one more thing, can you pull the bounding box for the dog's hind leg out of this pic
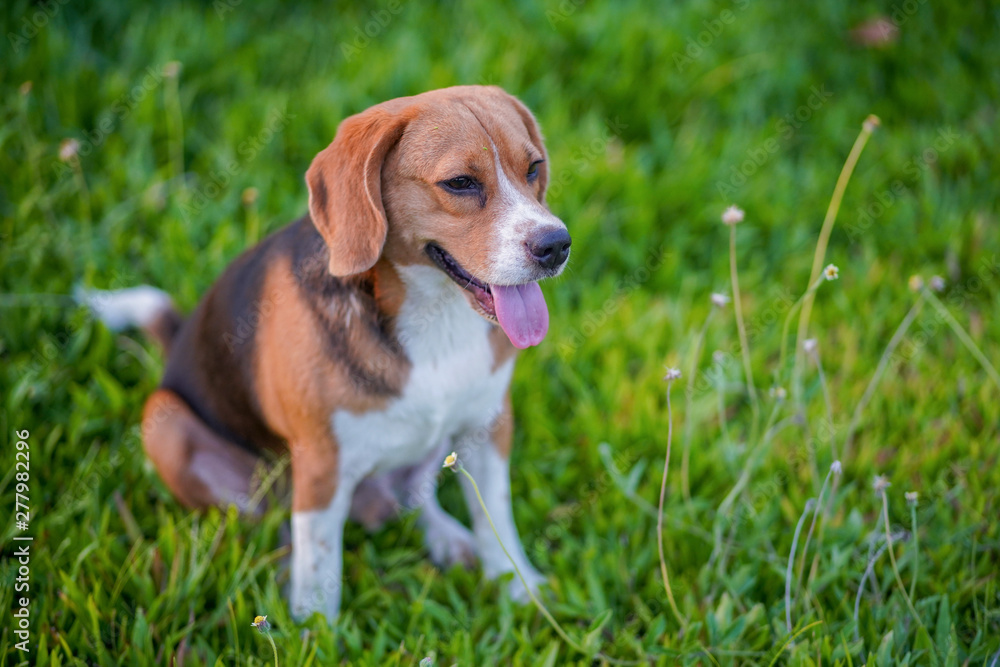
[142,389,266,514]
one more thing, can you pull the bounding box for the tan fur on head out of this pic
[306,104,412,277]
[305,86,555,284]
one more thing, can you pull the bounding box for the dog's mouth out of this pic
[425,243,549,349]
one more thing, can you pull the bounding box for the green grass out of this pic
[2,0,999,664]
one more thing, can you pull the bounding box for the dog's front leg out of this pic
[455,397,546,601]
[288,442,363,622]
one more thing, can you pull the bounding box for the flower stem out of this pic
[908,502,920,601]
[811,348,837,462]
[710,401,782,568]
[729,224,760,433]
[880,490,924,630]
[854,540,890,642]
[458,468,585,654]
[777,276,824,384]
[266,633,278,667]
[793,115,878,404]
[457,466,641,664]
[657,381,687,629]
[842,293,926,463]
[796,466,836,606]
[682,310,714,502]
[785,499,816,633]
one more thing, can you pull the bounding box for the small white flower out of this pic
[442,452,458,471]
[929,276,945,292]
[59,138,80,162]
[251,615,269,633]
[769,386,787,401]
[721,205,745,225]
[711,292,730,308]
[823,264,839,281]
[803,338,818,354]
[905,491,918,505]
[831,460,842,475]
[873,475,891,493]
[663,367,681,382]
[908,275,924,292]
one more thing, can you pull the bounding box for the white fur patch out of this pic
[488,140,569,285]
[76,285,172,330]
[291,264,518,620]
[331,264,514,476]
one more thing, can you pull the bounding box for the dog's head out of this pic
[305,85,569,349]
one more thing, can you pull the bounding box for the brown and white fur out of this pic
[82,86,571,621]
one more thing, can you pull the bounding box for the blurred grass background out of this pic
[1,0,999,664]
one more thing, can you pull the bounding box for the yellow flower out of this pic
[242,187,259,206]
[251,615,270,633]
[443,452,458,471]
[908,275,924,292]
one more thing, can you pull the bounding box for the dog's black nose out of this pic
[527,228,571,270]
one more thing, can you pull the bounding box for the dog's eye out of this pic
[443,176,477,191]
[527,160,544,181]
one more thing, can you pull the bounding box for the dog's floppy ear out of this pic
[306,107,409,276]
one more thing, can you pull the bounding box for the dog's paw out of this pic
[289,571,343,624]
[424,514,479,569]
[507,566,547,603]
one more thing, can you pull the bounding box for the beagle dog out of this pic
[85,85,570,621]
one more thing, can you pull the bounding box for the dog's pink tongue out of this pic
[491,282,549,349]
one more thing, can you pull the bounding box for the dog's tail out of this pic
[75,285,183,353]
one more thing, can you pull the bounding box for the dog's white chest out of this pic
[331,265,513,475]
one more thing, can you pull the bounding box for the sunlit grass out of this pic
[2,0,999,664]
